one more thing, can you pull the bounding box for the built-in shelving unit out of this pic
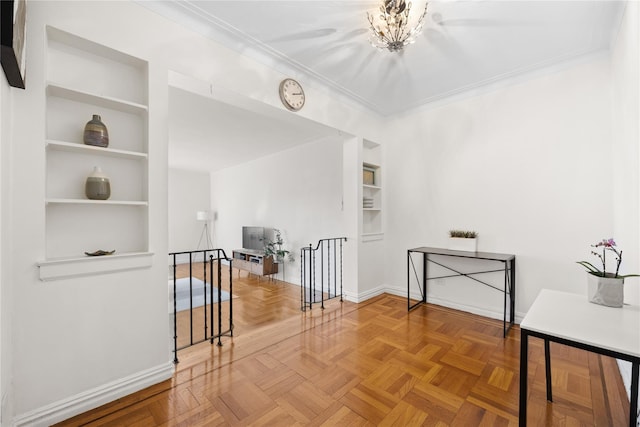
[38,26,152,280]
[362,139,383,240]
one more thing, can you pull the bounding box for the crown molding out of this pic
[141,1,387,116]
[140,1,621,118]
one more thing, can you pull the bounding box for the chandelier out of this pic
[367,0,428,52]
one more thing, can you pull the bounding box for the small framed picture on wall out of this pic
[1,0,26,89]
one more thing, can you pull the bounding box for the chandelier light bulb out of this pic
[367,0,428,52]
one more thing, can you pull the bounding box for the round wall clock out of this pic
[278,78,305,112]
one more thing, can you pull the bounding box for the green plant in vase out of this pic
[264,229,294,281]
[577,238,638,307]
[264,229,294,262]
[449,230,477,238]
[577,238,638,279]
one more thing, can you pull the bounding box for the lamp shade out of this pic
[196,210,211,221]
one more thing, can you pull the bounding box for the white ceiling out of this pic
[147,0,625,117]
[157,1,625,172]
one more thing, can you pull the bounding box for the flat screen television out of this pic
[242,226,274,251]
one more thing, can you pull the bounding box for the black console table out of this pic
[407,247,516,337]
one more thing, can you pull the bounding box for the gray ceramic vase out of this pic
[83,114,109,148]
[85,166,111,200]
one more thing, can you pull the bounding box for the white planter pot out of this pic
[448,237,477,252]
[587,273,624,307]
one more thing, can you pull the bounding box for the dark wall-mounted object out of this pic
[1,0,26,89]
[242,226,275,251]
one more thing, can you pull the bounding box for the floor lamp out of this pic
[196,210,213,250]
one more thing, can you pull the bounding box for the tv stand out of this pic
[232,249,278,277]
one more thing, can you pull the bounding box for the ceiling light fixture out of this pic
[367,0,428,52]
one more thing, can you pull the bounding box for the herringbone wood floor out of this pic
[56,267,630,426]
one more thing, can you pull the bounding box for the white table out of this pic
[519,289,640,427]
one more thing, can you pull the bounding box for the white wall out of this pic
[610,0,640,405]
[8,3,172,424]
[2,1,384,424]
[611,1,640,305]
[211,135,347,285]
[168,168,211,254]
[384,55,614,320]
[0,60,14,424]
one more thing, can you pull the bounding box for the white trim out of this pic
[37,252,154,281]
[423,294,525,325]
[138,1,380,117]
[616,360,633,399]
[343,285,385,303]
[361,232,384,242]
[367,284,526,324]
[136,2,616,117]
[12,362,174,427]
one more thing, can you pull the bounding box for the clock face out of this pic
[279,79,305,111]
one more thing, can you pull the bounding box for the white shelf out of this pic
[37,252,154,281]
[47,26,146,68]
[363,139,381,150]
[46,139,147,160]
[363,161,381,170]
[46,82,148,115]
[363,208,381,211]
[363,184,381,190]
[46,198,148,206]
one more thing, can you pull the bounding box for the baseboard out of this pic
[372,285,526,324]
[344,285,386,303]
[616,359,639,415]
[12,362,174,427]
[423,295,523,324]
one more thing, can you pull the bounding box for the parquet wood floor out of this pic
[171,262,303,351]
[56,268,630,426]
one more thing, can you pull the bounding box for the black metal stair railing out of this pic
[300,237,347,311]
[168,249,233,363]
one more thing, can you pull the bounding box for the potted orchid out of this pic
[577,238,638,307]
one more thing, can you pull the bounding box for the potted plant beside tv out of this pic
[448,230,478,252]
[577,238,638,307]
[264,229,295,281]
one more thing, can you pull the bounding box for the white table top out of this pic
[521,289,640,358]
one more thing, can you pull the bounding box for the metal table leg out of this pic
[519,329,529,426]
[545,339,552,402]
[630,362,639,427]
